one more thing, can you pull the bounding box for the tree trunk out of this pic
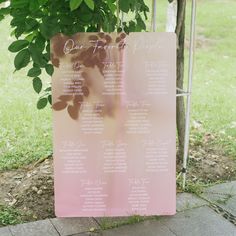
[176,0,186,162]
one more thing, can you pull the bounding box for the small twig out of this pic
[33,153,53,167]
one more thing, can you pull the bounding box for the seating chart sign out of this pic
[51,32,176,217]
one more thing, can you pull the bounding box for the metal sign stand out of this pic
[181,0,196,189]
[121,0,196,189]
[152,0,197,189]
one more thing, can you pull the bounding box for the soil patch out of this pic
[0,158,54,225]
[183,132,236,184]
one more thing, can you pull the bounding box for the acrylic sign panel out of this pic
[51,32,176,217]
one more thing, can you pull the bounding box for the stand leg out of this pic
[182,0,196,189]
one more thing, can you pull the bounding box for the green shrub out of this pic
[0,0,149,108]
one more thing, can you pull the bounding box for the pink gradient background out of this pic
[52,32,176,217]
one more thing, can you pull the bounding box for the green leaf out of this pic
[119,0,130,13]
[107,2,116,13]
[29,43,47,67]
[35,34,46,52]
[8,40,29,53]
[84,0,94,10]
[37,97,48,109]
[25,18,39,32]
[48,95,52,105]
[29,0,39,12]
[14,49,30,70]
[27,67,42,77]
[44,86,51,92]
[128,20,136,32]
[0,7,10,15]
[38,0,48,5]
[25,32,36,42]
[40,16,60,39]
[60,14,75,25]
[136,14,146,31]
[70,0,83,11]
[11,0,28,9]
[78,4,93,23]
[45,64,54,76]
[33,77,43,94]
[15,25,26,38]
[10,17,25,27]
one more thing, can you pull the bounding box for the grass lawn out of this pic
[0,19,52,170]
[189,0,236,157]
[0,0,235,170]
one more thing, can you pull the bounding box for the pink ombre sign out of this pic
[51,32,176,217]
